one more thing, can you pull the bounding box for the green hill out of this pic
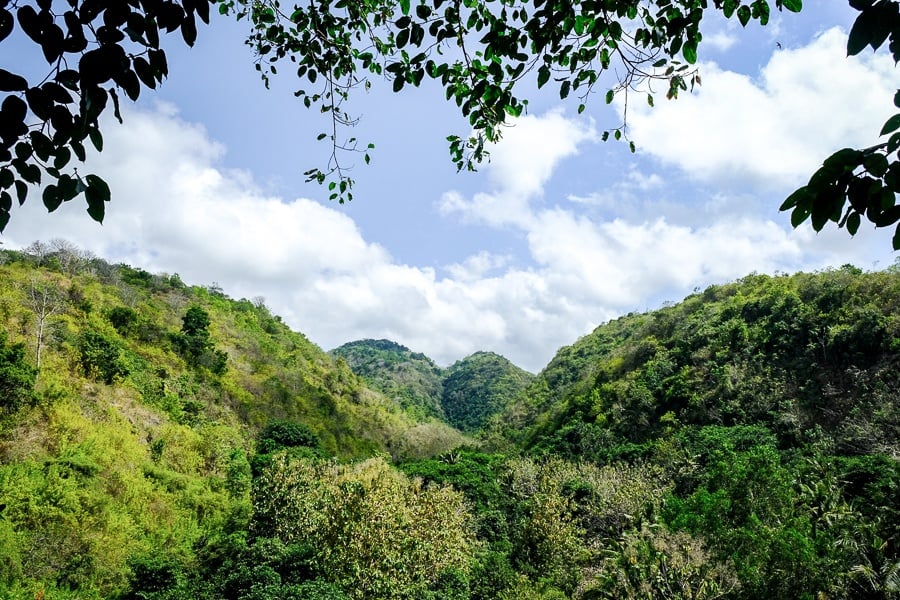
[441,351,534,433]
[0,245,466,598]
[330,341,534,434]
[493,266,900,460]
[2,246,898,600]
[330,339,445,420]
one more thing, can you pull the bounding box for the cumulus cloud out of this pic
[625,28,897,189]
[438,109,597,228]
[706,31,738,52]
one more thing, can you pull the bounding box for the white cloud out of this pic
[706,31,738,52]
[3,105,609,371]
[625,27,897,189]
[438,109,597,228]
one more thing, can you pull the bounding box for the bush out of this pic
[79,331,128,384]
[0,332,37,412]
[108,306,138,336]
[258,420,321,454]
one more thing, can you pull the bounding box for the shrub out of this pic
[79,331,128,384]
[0,332,37,412]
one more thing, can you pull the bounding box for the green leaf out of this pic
[89,128,104,152]
[537,65,550,89]
[605,89,614,104]
[14,180,26,205]
[85,189,106,222]
[881,113,900,136]
[791,203,812,228]
[781,0,802,12]
[864,152,889,177]
[85,174,111,202]
[682,40,698,64]
[0,68,28,92]
[42,184,62,212]
[737,5,751,26]
[400,0,410,15]
[723,0,739,18]
[848,8,877,56]
[847,211,861,235]
[780,187,809,211]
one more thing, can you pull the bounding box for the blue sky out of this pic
[3,3,898,371]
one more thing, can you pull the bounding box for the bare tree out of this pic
[23,240,51,265]
[49,238,89,275]
[24,277,65,371]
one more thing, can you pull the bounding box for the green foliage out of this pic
[0,0,841,250]
[79,330,129,384]
[175,305,228,375]
[251,455,478,599]
[441,352,533,433]
[781,3,900,249]
[108,306,138,337]
[0,0,213,228]
[331,339,445,420]
[0,330,37,412]
[1,248,898,599]
[508,268,900,459]
[0,246,483,599]
[257,420,321,454]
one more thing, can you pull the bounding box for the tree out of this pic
[175,305,228,374]
[0,331,37,412]
[23,275,64,370]
[6,0,898,250]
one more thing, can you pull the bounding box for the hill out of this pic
[441,351,534,433]
[330,339,445,420]
[492,266,900,460]
[2,248,898,600]
[0,244,467,597]
[331,341,534,434]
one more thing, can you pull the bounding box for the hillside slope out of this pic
[441,351,534,433]
[0,245,466,597]
[493,266,900,460]
[330,339,445,420]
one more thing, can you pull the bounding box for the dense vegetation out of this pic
[441,352,533,433]
[0,245,898,599]
[330,339,445,420]
[332,342,532,434]
[0,242,466,599]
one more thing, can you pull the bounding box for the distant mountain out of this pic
[441,351,534,433]
[330,339,445,420]
[492,266,900,460]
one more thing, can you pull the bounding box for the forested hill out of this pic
[492,265,900,460]
[441,351,533,433]
[330,341,533,433]
[0,244,468,597]
[330,339,446,420]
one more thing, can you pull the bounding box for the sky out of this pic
[2,3,898,372]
